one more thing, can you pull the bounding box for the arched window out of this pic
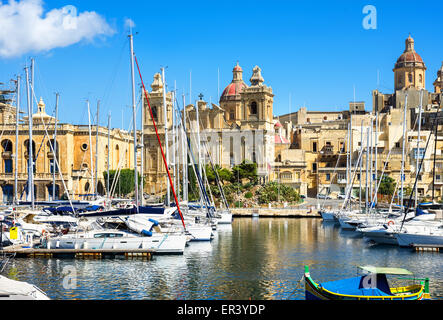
[152,106,158,121]
[1,140,13,174]
[115,145,120,166]
[250,102,258,116]
[24,140,36,156]
[47,140,59,158]
[408,73,413,83]
[230,136,234,167]
[241,137,246,162]
[1,140,12,153]
[85,182,90,192]
[419,74,423,83]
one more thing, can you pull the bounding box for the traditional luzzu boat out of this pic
[304,266,431,300]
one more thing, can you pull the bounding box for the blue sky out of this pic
[0,0,442,128]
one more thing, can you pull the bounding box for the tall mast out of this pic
[95,100,100,197]
[365,127,370,213]
[359,120,363,210]
[182,93,188,202]
[432,118,438,202]
[172,90,177,198]
[415,90,423,207]
[346,121,350,209]
[14,75,20,205]
[374,111,378,205]
[129,30,139,208]
[400,94,408,210]
[25,67,34,209]
[31,58,35,113]
[87,100,95,196]
[369,118,373,206]
[53,93,59,201]
[161,67,170,206]
[140,88,144,206]
[107,112,111,198]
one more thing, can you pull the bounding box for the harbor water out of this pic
[5,218,443,300]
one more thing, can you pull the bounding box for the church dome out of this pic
[220,62,248,102]
[220,82,248,100]
[394,35,426,69]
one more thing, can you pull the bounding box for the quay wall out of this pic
[231,207,321,218]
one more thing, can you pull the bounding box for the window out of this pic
[408,73,413,83]
[152,106,158,121]
[230,110,235,120]
[419,74,423,83]
[326,173,331,181]
[312,163,317,173]
[250,102,258,115]
[395,142,401,148]
[1,140,12,153]
[81,143,88,151]
[4,159,12,174]
[417,174,422,181]
[413,148,425,160]
[312,142,317,152]
[436,174,442,182]
[281,172,293,180]
[50,159,59,174]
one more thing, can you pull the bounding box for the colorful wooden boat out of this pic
[304,266,431,300]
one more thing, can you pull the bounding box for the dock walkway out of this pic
[0,246,155,259]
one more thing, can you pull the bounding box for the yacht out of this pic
[395,224,443,247]
[46,228,188,254]
[0,275,50,300]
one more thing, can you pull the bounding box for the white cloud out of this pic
[0,0,115,58]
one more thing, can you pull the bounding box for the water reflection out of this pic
[4,218,443,300]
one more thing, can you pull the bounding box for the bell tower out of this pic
[240,65,274,125]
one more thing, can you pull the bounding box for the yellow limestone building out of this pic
[0,93,135,204]
[277,36,443,201]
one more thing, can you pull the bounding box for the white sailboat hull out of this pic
[395,231,443,247]
[47,231,187,254]
[217,213,233,224]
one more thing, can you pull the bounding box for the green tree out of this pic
[103,169,143,197]
[378,175,396,196]
[231,160,258,184]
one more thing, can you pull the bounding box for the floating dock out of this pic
[0,247,155,259]
[412,244,443,253]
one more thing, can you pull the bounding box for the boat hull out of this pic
[47,234,187,254]
[304,273,425,301]
[320,211,336,221]
[395,232,443,247]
